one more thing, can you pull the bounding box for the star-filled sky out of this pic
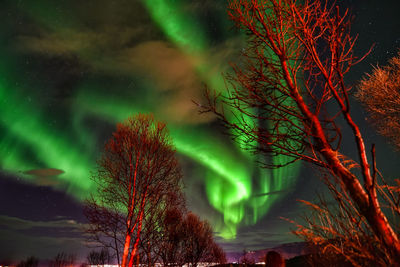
[1,0,400,263]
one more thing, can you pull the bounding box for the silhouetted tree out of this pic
[139,190,186,266]
[356,51,400,150]
[155,209,225,267]
[181,212,224,267]
[84,114,183,267]
[17,256,39,267]
[49,252,76,267]
[84,199,123,265]
[201,0,400,261]
[86,248,112,265]
[206,242,227,265]
[157,206,188,267]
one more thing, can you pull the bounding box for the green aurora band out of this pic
[0,51,95,196]
[0,0,300,239]
[141,0,300,237]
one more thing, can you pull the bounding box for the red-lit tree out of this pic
[138,190,186,266]
[155,209,226,267]
[181,212,217,267]
[207,242,228,265]
[84,114,183,267]
[156,206,187,266]
[356,51,400,151]
[202,0,400,261]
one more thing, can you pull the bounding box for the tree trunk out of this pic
[121,233,131,267]
[146,243,152,267]
[128,208,145,267]
[113,231,121,266]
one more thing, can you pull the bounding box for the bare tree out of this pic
[288,168,400,266]
[84,114,183,267]
[154,209,226,267]
[138,190,186,266]
[17,256,39,267]
[181,212,225,267]
[156,206,187,267]
[201,0,400,260]
[86,248,112,266]
[49,252,76,267]
[84,200,123,265]
[206,242,227,265]
[356,51,400,150]
[182,212,213,267]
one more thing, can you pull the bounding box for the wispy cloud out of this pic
[0,215,88,262]
[0,215,84,231]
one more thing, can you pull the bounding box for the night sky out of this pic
[1,0,400,263]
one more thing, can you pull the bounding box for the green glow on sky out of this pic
[141,0,300,238]
[142,0,207,53]
[75,89,257,238]
[0,51,95,196]
[0,0,301,240]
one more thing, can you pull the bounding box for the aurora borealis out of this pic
[1,0,298,242]
[1,0,400,262]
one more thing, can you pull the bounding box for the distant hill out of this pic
[225,242,308,263]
